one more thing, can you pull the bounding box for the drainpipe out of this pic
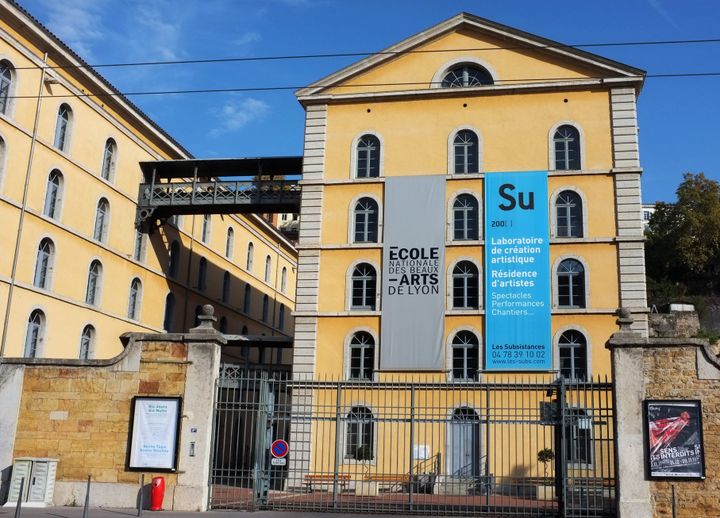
[0,54,49,361]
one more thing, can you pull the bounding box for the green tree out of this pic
[646,173,720,298]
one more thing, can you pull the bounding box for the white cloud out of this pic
[132,2,183,61]
[647,0,680,29]
[233,31,262,47]
[210,98,270,135]
[38,0,109,60]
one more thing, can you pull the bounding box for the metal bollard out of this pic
[14,477,24,518]
[137,474,144,517]
[82,475,91,518]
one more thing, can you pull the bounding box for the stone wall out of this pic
[608,310,720,518]
[648,311,700,338]
[0,307,223,510]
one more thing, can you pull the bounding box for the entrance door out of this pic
[449,407,481,477]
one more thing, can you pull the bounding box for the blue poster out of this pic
[485,171,551,370]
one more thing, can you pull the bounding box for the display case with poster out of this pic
[643,400,705,479]
[128,396,182,471]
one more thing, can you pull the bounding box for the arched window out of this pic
[79,324,95,359]
[453,130,479,174]
[553,125,581,170]
[225,227,234,258]
[353,197,379,243]
[278,305,285,331]
[168,240,180,278]
[33,238,55,289]
[452,331,479,380]
[558,330,588,381]
[128,278,142,320]
[54,103,72,151]
[24,309,45,357]
[85,260,102,306]
[163,293,175,332]
[243,284,251,313]
[351,263,376,310]
[264,255,272,283]
[281,267,288,294]
[246,242,254,271]
[346,406,374,460]
[100,138,116,181]
[442,64,493,87]
[452,194,479,240]
[262,294,269,322]
[241,325,249,335]
[219,316,228,334]
[197,257,207,291]
[349,331,374,380]
[557,259,586,308]
[222,271,230,303]
[0,60,14,115]
[452,261,479,309]
[93,198,110,242]
[43,170,63,219]
[356,134,380,178]
[133,228,146,262]
[201,214,211,243]
[555,190,584,238]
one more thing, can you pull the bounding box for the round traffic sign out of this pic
[271,439,289,458]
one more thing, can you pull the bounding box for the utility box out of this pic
[3,458,58,507]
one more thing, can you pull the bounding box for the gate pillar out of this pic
[173,305,225,511]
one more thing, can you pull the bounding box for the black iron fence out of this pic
[209,368,615,517]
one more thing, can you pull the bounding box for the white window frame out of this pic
[343,327,378,381]
[54,103,73,153]
[445,326,483,381]
[24,308,47,358]
[549,186,588,239]
[551,255,590,309]
[447,126,483,175]
[345,260,380,311]
[348,194,382,244]
[350,131,384,179]
[128,278,142,320]
[33,236,56,290]
[548,121,586,172]
[553,325,592,380]
[447,257,482,311]
[447,190,482,242]
[431,57,499,88]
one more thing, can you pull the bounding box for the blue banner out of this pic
[485,171,551,370]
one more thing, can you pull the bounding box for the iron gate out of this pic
[209,368,615,517]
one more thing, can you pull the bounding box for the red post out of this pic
[150,477,165,511]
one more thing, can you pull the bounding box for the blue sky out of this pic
[18,0,720,202]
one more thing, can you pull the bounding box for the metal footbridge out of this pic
[135,156,302,232]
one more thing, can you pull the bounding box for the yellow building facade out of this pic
[284,14,647,490]
[0,2,296,360]
[293,13,647,382]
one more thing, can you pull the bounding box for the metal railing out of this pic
[135,178,301,230]
[209,369,615,517]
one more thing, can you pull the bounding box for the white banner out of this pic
[381,175,446,370]
[129,397,180,470]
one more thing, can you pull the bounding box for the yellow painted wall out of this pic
[0,14,297,359]
[324,90,612,181]
[326,29,600,95]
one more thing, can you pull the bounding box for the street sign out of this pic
[271,458,287,466]
[270,439,289,458]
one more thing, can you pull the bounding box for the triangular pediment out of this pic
[296,13,644,99]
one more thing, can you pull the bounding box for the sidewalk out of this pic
[0,507,427,518]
